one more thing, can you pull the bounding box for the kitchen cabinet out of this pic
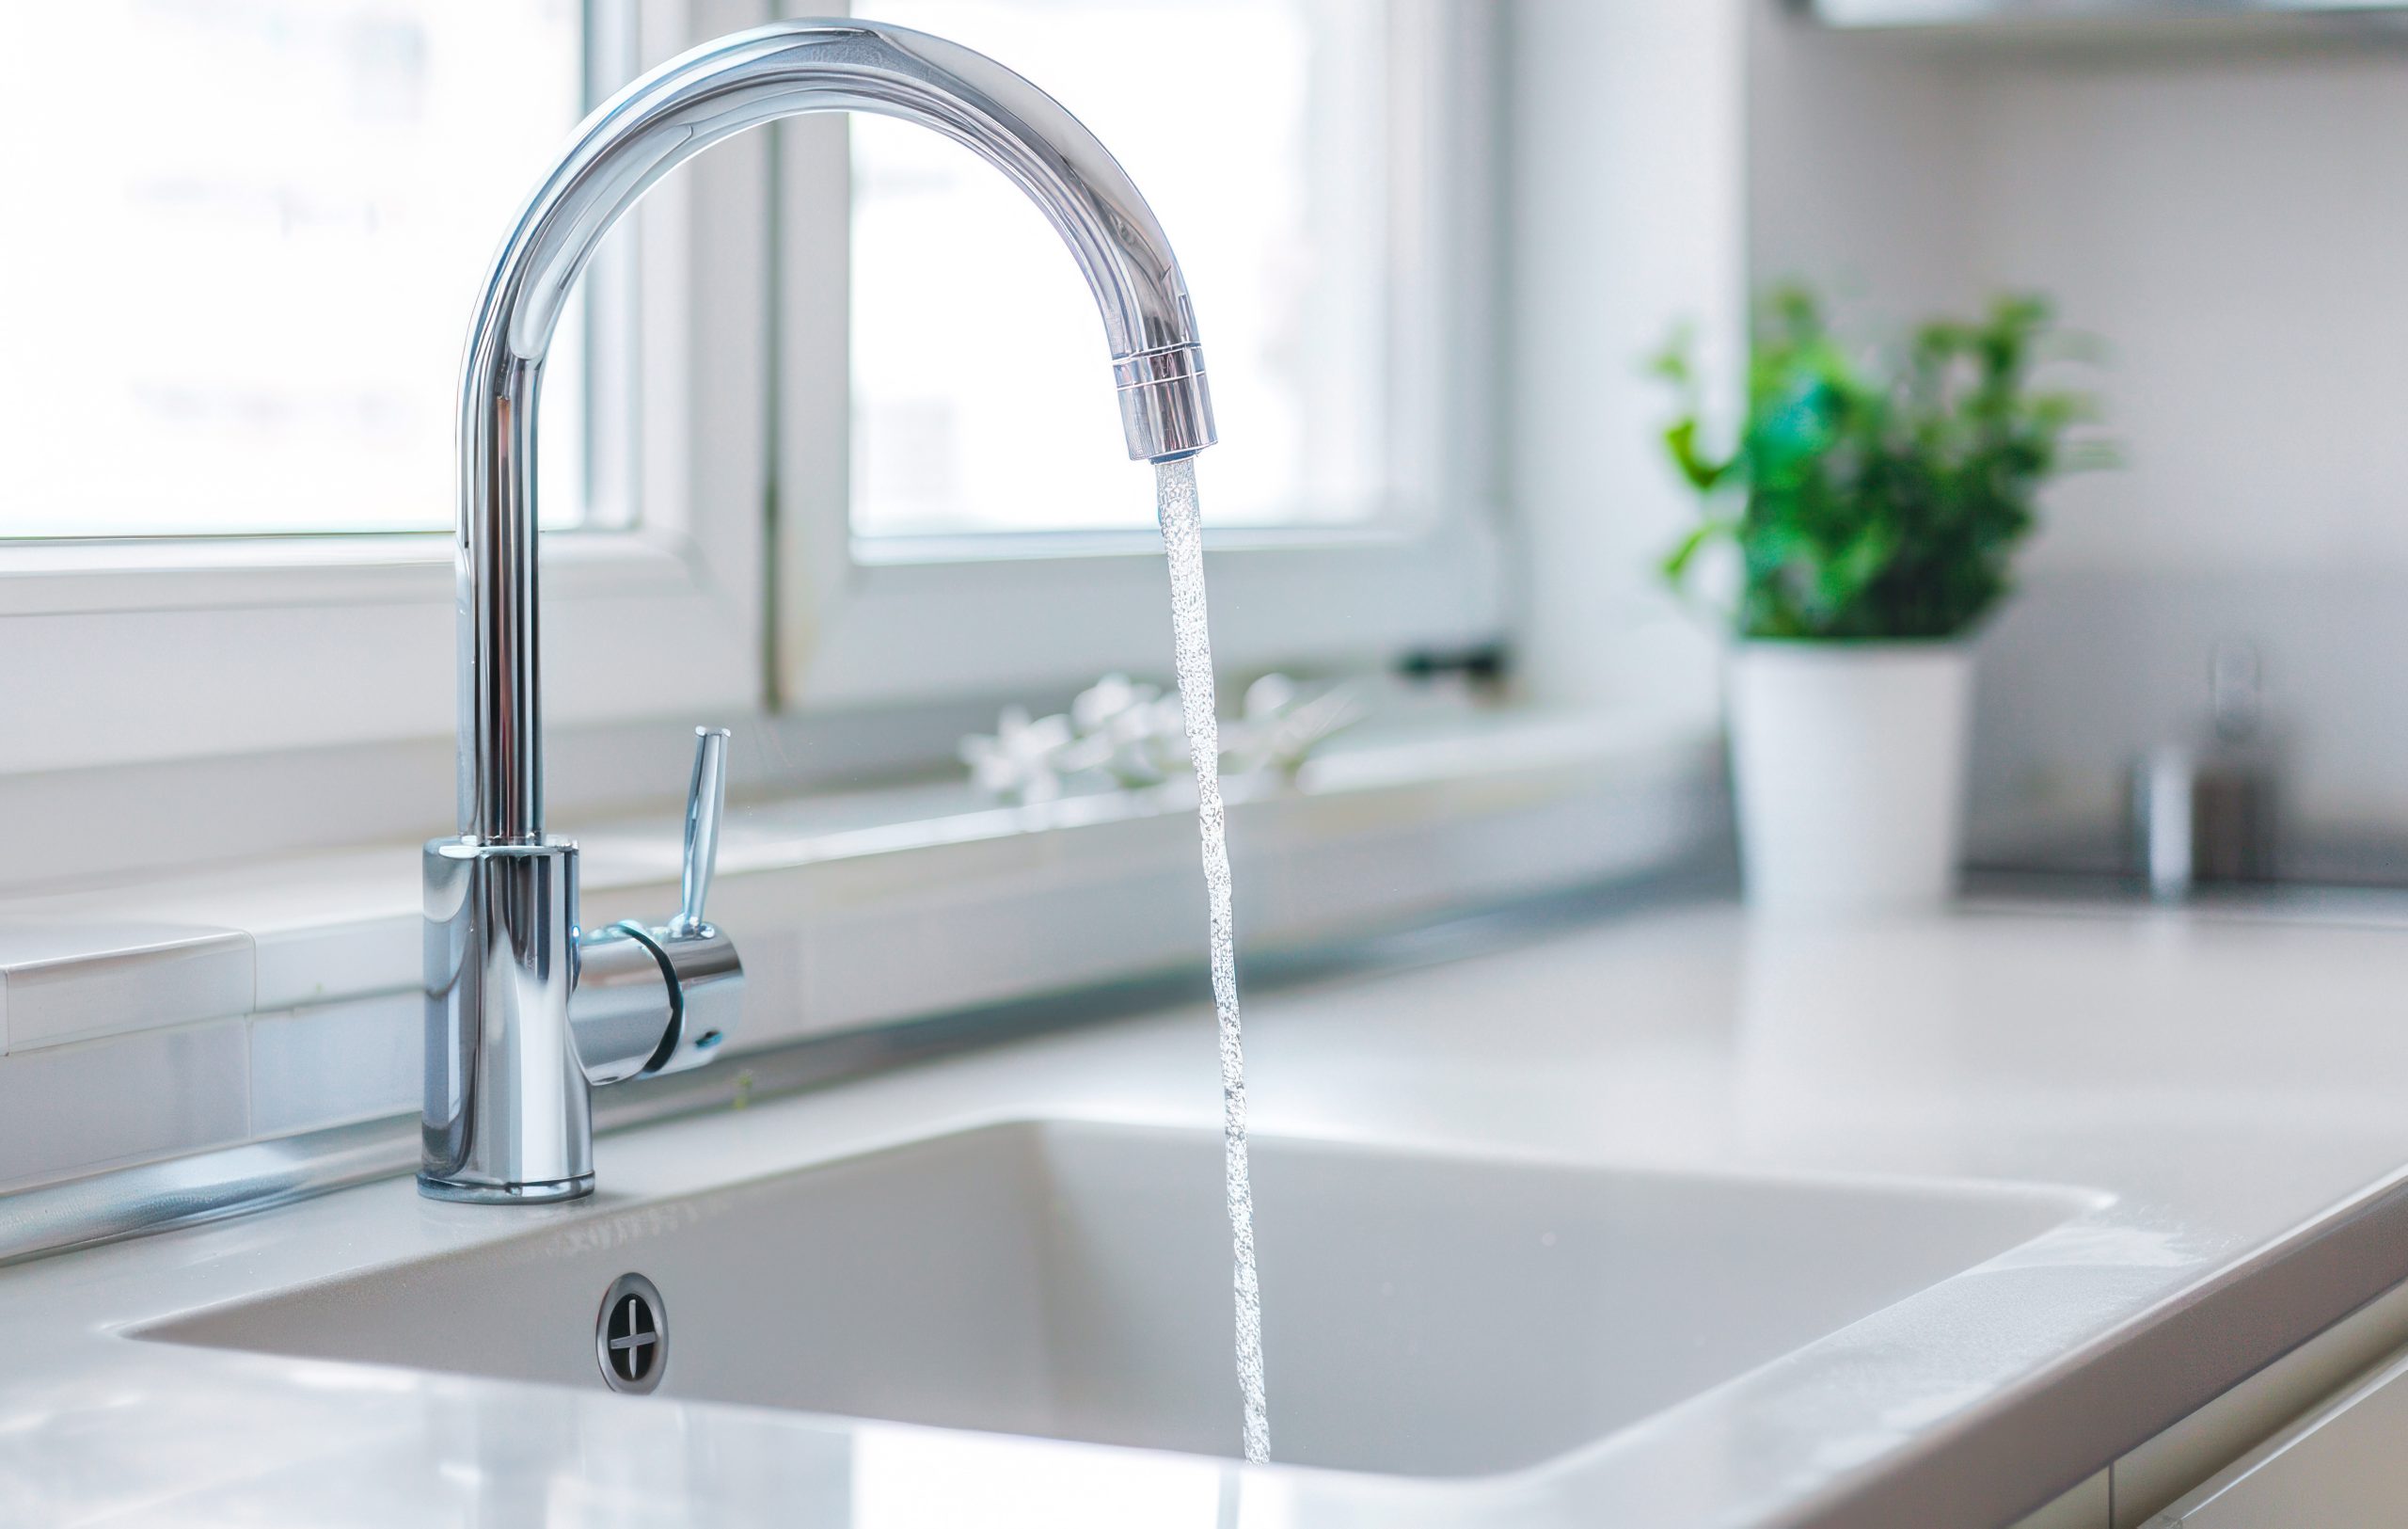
[2011,1470,2111,1529]
[2006,1271,2408,1528]
[2147,1336,2408,1525]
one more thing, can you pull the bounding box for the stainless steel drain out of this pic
[595,1272,668,1394]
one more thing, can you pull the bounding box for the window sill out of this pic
[0,527,701,618]
[0,707,1720,1188]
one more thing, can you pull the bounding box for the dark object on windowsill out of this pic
[1398,643,1512,693]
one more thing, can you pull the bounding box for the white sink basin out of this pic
[140,1121,2091,1478]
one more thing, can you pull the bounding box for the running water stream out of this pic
[1153,454,1271,1465]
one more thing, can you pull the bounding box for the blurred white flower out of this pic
[958,704,1074,804]
[1226,675,1367,779]
[961,674,1368,801]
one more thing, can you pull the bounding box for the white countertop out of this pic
[6,894,2408,1527]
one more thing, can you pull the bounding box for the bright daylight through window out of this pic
[849,0,1395,541]
[0,1,592,537]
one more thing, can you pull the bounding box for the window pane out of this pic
[0,1,592,537]
[848,0,1393,538]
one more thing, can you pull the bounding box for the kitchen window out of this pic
[0,0,756,807]
[848,0,1395,541]
[0,0,608,537]
[0,0,1503,875]
[780,0,1505,706]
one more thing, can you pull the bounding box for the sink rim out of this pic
[122,1111,2117,1484]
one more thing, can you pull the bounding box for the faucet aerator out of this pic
[1115,342,1217,462]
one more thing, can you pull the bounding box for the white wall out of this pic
[1504,0,1747,725]
[1973,42,2408,578]
[1747,8,1983,327]
[1745,11,2408,869]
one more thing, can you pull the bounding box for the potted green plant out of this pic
[1654,286,2112,915]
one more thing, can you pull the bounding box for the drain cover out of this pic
[595,1272,668,1394]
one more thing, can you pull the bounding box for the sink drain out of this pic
[595,1272,668,1394]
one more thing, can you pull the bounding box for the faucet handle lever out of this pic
[676,726,730,935]
[570,726,741,1088]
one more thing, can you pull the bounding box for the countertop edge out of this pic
[1794,1170,2408,1528]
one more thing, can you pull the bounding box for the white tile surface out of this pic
[254,916,416,1013]
[248,994,418,1139]
[0,717,1710,1182]
[0,1021,248,1189]
[0,923,253,1054]
[0,714,1686,1047]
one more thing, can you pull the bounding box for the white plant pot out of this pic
[1727,641,1973,917]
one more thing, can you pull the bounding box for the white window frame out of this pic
[0,0,763,784]
[770,0,1507,708]
[0,0,1505,881]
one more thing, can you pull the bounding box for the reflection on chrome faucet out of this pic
[421,20,1216,1203]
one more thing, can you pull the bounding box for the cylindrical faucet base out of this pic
[421,838,594,1202]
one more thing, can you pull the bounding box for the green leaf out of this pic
[1660,517,1737,585]
[1643,281,2118,640]
[1662,420,1729,493]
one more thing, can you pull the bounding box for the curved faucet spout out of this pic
[423,19,1217,1205]
[456,19,1215,843]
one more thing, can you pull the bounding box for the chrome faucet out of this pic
[421,19,1216,1202]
